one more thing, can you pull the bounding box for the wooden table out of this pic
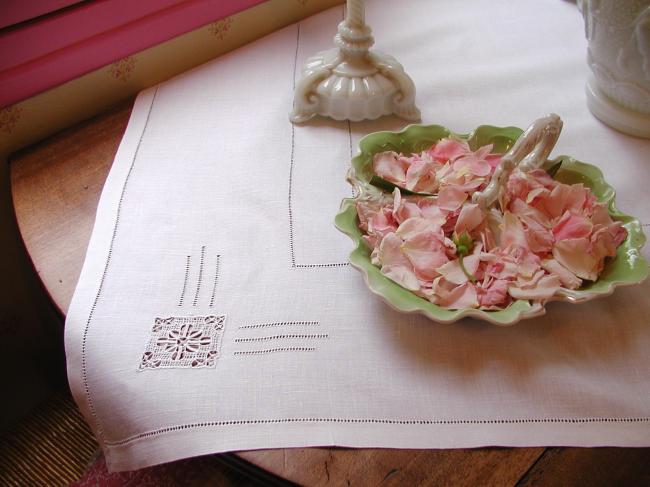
[9,100,650,486]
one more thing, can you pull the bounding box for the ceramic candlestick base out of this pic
[290,0,420,124]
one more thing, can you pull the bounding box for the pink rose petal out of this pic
[526,187,549,205]
[378,233,409,266]
[369,209,397,235]
[478,278,510,308]
[509,198,552,228]
[373,151,408,185]
[437,282,479,309]
[391,188,422,224]
[552,237,599,281]
[474,144,494,160]
[501,212,529,251]
[381,265,421,292]
[454,203,484,234]
[428,138,470,163]
[377,233,420,291]
[519,215,554,253]
[541,258,582,290]
[417,199,448,225]
[507,169,558,210]
[394,201,422,224]
[589,224,625,262]
[405,160,438,193]
[437,186,468,211]
[564,184,590,213]
[483,255,519,280]
[591,204,614,226]
[611,222,628,247]
[453,154,492,177]
[436,253,480,285]
[553,211,593,241]
[356,201,375,231]
[508,274,560,300]
[486,154,501,169]
[515,269,546,289]
[395,217,442,240]
[401,230,449,281]
[542,184,570,219]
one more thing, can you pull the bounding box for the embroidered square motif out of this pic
[139,315,225,370]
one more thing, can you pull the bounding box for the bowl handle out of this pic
[472,114,563,210]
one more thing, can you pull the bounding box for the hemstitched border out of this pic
[233,347,316,356]
[192,245,206,307]
[209,254,221,308]
[288,21,351,269]
[105,416,650,447]
[234,334,328,342]
[81,87,159,441]
[178,255,191,307]
[238,321,319,329]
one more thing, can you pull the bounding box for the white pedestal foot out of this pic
[586,74,650,139]
[290,0,420,124]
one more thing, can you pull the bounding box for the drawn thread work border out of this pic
[178,255,191,307]
[238,320,320,330]
[104,416,650,447]
[234,347,316,356]
[234,334,328,342]
[209,254,221,308]
[192,245,206,306]
[288,21,351,270]
[81,87,159,441]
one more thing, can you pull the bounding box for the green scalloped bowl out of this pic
[334,124,648,325]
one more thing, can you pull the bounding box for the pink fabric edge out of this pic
[0,0,267,108]
[0,0,83,30]
[0,0,188,70]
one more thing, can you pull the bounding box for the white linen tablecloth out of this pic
[66,0,650,471]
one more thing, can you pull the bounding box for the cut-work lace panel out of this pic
[139,315,225,370]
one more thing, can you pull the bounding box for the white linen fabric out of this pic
[66,0,650,472]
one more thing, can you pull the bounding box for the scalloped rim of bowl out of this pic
[334,123,649,325]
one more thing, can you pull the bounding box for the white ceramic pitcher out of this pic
[579,0,650,138]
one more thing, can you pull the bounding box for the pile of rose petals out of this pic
[357,138,628,310]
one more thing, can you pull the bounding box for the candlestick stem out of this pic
[346,0,365,27]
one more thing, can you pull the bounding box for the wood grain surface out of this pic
[9,100,650,486]
[11,102,130,315]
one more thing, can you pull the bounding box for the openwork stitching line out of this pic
[348,120,357,198]
[295,262,350,268]
[348,120,353,162]
[105,416,650,447]
[288,23,300,268]
[81,87,159,440]
[209,254,221,308]
[238,320,319,329]
[288,22,351,269]
[192,245,206,307]
[178,255,191,307]
[234,347,316,356]
[234,334,328,343]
